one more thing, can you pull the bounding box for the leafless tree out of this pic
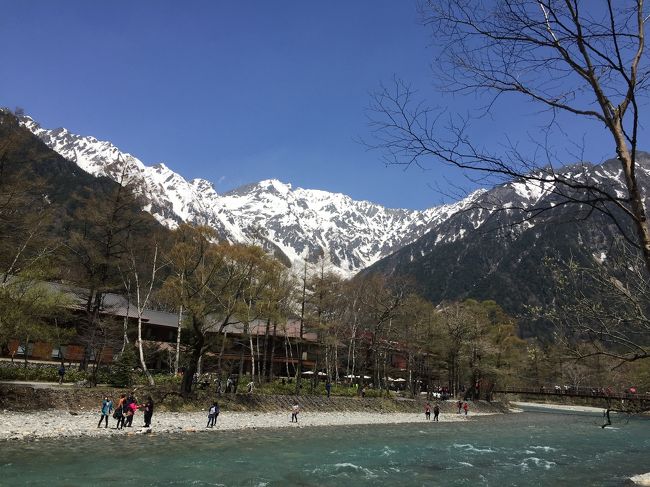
[541,243,650,364]
[366,0,650,274]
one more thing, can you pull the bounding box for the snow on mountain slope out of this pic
[20,115,481,275]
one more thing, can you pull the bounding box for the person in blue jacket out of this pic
[98,397,113,428]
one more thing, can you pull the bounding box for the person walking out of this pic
[457,400,463,414]
[325,381,332,398]
[291,402,300,423]
[141,396,154,428]
[58,363,65,384]
[424,402,431,420]
[98,397,113,428]
[463,402,469,416]
[433,404,440,422]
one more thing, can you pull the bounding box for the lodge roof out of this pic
[40,280,317,341]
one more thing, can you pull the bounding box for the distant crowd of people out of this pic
[97,394,154,430]
[96,395,305,430]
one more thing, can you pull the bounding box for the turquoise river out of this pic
[1,406,649,486]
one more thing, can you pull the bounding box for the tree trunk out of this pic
[249,327,256,383]
[613,130,650,275]
[261,318,270,382]
[217,331,228,377]
[269,321,277,381]
[174,304,183,375]
[137,315,154,386]
[180,317,205,397]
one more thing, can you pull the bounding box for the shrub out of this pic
[111,347,137,387]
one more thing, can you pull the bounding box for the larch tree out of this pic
[62,170,147,384]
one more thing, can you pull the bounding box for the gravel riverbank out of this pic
[0,408,494,441]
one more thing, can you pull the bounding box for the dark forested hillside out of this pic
[0,110,171,282]
[362,157,650,338]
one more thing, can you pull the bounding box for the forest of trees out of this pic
[0,107,648,399]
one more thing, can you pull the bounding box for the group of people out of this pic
[424,403,440,421]
[97,394,154,430]
[457,400,469,415]
[98,393,471,430]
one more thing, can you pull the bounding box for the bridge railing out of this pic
[494,385,650,400]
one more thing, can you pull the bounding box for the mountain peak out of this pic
[259,178,292,194]
[20,113,478,276]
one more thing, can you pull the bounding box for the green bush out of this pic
[111,347,137,387]
[257,380,297,395]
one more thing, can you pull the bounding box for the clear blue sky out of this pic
[0,1,621,210]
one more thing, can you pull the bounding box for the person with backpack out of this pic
[98,396,113,428]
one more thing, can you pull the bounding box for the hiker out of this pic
[207,402,220,428]
[98,396,113,428]
[457,400,463,414]
[58,363,65,384]
[463,402,469,415]
[141,396,154,428]
[325,381,332,398]
[433,404,440,421]
[425,402,431,420]
[291,402,300,423]
[114,393,127,429]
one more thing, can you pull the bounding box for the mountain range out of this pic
[19,114,483,276]
[14,111,650,327]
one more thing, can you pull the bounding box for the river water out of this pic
[1,406,648,486]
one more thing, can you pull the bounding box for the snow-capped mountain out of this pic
[363,153,650,322]
[19,115,483,275]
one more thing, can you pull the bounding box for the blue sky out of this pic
[0,1,622,210]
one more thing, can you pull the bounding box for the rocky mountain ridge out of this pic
[19,114,483,275]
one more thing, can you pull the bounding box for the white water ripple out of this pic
[453,443,496,453]
[519,457,557,471]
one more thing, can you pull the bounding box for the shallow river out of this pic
[1,406,648,486]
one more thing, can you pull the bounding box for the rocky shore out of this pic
[0,407,494,441]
